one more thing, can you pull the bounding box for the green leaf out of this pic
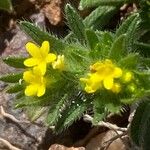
[64,44,90,74]
[125,15,139,52]
[134,71,150,90]
[26,106,47,122]
[120,98,136,104]
[47,94,68,126]
[115,13,138,37]
[135,42,150,57]
[130,98,150,146]
[65,4,85,44]
[105,103,121,113]
[130,97,150,150]
[109,34,126,61]
[15,92,59,108]
[141,58,150,68]
[0,73,23,83]
[64,32,76,42]
[2,57,26,68]
[79,0,126,10]
[20,21,67,53]
[119,53,139,69]
[93,98,105,124]
[130,97,150,149]
[84,6,118,30]
[85,29,99,50]
[55,93,89,133]
[6,83,24,93]
[0,0,13,12]
[142,113,150,150]
[89,31,113,60]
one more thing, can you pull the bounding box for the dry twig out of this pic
[102,132,127,150]
[83,114,127,132]
[0,105,30,124]
[83,114,129,150]
[0,137,22,150]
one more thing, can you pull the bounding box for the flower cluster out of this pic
[23,41,64,97]
[80,59,134,94]
[23,41,135,97]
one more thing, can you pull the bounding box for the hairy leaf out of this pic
[135,42,150,57]
[130,97,150,146]
[0,73,23,83]
[119,53,139,69]
[0,0,13,12]
[15,93,58,108]
[84,6,118,30]
[109,34,126,61]
[3,57,26,68]
[26,106,47,122]
[55,93,89,133]
[20,21,67,53]
[116,13,138,37]
[65,4,85,44]
[7,83,24,93]
[125,15,140,52]
[47,94,68,126]
[85,29,99,50]
[93,98,105,124]
[79,0,126,10]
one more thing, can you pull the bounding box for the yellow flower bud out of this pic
[128,84,136,93]
[123,72,133,83]
[52,55,65,70]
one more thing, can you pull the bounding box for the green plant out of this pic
[130,97,150,150]
[0,2,150,134]
[0,0,13,12]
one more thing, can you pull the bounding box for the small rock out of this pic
[49,144,85,150]
[86,130,128,150]
[42,0,65,26]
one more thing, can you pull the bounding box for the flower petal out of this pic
[26,42,41,57]
[33,66,43,76]
[24,58,38,67]
[40,41,50,57]
[85,85,95,93]
[90,61,103,72]
[52,55,64,70]
[103,77,114,89]
[80,78,88,83]
[38,62,46,75]
[46,53,56,63]
[25,84,38,96]
[23,70,34,83]
[37,85,45,97]
[113,67,122,78]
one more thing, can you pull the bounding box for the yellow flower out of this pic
[80,59,123,93]
[24,41,56,75]
[80,73,102,93]
[52,55,65,70]
[23,67,46,97]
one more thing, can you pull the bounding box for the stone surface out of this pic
[42,0,65,26]
[86,130,128,150]
[49,144,85,150]
[0,25,48,150]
